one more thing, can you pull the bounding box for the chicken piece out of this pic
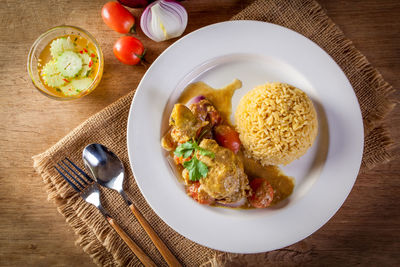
[161,129,176,151]
[168,104,205,144]
[197,139,250,203]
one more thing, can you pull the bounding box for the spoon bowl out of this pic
[83,144,126,193]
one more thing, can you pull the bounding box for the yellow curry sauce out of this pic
[37,34,100,97]
[239,152,294,205]
[175,79,294,207]
[178,79,242,126]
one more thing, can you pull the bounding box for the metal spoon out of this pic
[82,144,181,267]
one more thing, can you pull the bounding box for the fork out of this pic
[55,158,157,267]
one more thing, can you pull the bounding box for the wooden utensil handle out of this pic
[107,217,157,267]
[129,204,182,267]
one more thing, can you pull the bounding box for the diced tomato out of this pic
[208,109,222,126]
[187,182,199,198]
[213,124,241,153]
[248,178,274,208]
[187,182,214,205]
[173,154,191,165]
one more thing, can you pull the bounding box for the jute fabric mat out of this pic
[33,0,396,266]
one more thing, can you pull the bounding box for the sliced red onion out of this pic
[186,95,206,106]
[217,197,247,208]
[140,0,188,42]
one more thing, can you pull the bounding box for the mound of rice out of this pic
[235,82,318,165]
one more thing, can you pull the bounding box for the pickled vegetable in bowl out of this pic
[27,26,103,100]
[39,36,99,96]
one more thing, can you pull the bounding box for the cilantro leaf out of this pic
[174,141,195,158]
[183,156,195,169]
[188,166,200,181]
[181,141,195,150]
[174,140,214,159]
[183,149,193,158]
[174,140,214,181]
[197,160,209,178]
[197,147,215,158]
[183,156,209,181]
[192,140,215,158]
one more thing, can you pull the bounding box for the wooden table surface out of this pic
[1,0,399,266]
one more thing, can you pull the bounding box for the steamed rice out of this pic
[235,82,318,165]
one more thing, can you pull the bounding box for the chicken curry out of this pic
[161,80,294,208]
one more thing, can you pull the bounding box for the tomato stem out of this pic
[134,48,147,67]
[129,24,136,34]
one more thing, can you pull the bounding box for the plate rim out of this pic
[127,20,364,253]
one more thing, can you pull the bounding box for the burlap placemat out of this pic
[33,0,396,266]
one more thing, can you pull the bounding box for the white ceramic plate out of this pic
[127,21,363,253]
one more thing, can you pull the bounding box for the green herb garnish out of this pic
[174,140,214,159]
[174,141,195,158]
[183,157,209,181]
[86,69,92,77]
[174,140,214,181]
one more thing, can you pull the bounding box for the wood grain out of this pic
[0,0,399,266]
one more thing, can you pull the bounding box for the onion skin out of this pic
[140,0,188,42]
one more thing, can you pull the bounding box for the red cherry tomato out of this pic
[248,178,274,208]
[187,182,214,205]
[101,2,136,34]
[113,36,145,65]
[213,124,241,153]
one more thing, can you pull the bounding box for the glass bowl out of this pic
[27,25,104,100]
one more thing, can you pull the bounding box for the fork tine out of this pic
[54,166,81,192]
[61,158,89,186]
[57,162,85,189]
[65,157,94,183]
